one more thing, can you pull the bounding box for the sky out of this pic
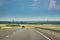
[0,0,60,21]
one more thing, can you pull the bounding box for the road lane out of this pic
[33,29,51,40]
[35,28,60,40]
[28,29,48,40]
[1,28,48,40]
[0,28,20,39]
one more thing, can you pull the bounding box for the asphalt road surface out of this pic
[0,28,60,40]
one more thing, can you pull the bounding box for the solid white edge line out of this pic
[33,29,51,40]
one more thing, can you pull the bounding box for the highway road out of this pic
[0,28,60,40]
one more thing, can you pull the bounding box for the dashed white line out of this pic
[33,29,51,40]
[5,35,9,38]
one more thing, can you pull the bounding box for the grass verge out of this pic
[35,27,60,33]
[0,27,7,30]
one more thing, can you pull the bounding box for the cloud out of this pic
[29,0,40,10]
[48,0,60,10]
[29,0,49,10]
[56,5,60,10]
[33,0,40,3]
[49,0,56,9]
[0,0,59,10]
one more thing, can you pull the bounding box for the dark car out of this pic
[22,26,25,28]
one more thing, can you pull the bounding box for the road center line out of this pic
[33,29,51,40]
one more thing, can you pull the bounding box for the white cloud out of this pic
[0,0,59,10]
[48,0,60,10]
[33,0,39,3]
[49,0,56,9]
[29,0,49,10]
[56,5,60,10]
[29,0,40,10]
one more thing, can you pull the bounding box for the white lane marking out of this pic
[33,29,51,40]
[13,32,16,34]
[5,35,9,37]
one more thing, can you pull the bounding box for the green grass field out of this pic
[0,24,60,29]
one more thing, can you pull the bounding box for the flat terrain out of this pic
[0,28,60,40]
[0,24,60,28]
[0,24,60,40]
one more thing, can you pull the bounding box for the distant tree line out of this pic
[0,21,60,24]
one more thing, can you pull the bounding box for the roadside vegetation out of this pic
[0,26,6,30]
[35,24,60,33]
[36,27,60,33]
[0,24,60,31]
[6,24,20,27]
